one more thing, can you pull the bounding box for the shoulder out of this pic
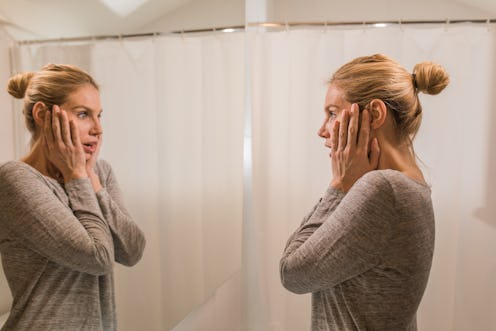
[0,161,48,202]
[352,170,395,197]
[356,170,429,192]
[353,169,432,210]
[347,170,419,208]
[0,160,43,183]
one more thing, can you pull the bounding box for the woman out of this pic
[0,64,146,330]
[280,54,449,330]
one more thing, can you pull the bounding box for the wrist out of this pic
[63,169,88,183]
[87,170,102,193]
[330,179,344,192]
[330,179,351,193]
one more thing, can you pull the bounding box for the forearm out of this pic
[280,172,395,294]
[96,188,145,265]
[87,169,103,193]
[282,186,344,257]
[280,187,344,293]
[95,161,145,265]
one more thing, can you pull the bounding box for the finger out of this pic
[369,138,380,168]
[357,109,371,149]
[51,105,63,144]
[347,104,359,148]
[330,120,340,153]
[59,110,72,146]
[69,119,82,148]
[338,109,349,150]
[44,108,54,144]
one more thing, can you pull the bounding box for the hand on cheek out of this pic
[86,137,101,171]
[43,105,87,182]
[330,104,380,192]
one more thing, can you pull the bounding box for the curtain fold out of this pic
[11,33,245,331]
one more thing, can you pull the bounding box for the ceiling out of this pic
[0,0,195,40]
[0,0,495,41]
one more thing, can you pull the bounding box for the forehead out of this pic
[325,83,347,107]
[64,84,101,109]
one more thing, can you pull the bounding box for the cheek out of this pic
[74,121,90,135]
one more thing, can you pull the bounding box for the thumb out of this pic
[369,138,380,169]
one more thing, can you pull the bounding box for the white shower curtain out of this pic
[11,33,245,331]
[245,25,496,331]
[8,24,496,331]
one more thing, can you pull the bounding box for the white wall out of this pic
[139,0,244,33]
[270,0,493,22]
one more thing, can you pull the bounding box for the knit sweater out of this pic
[0,159,146,331]
[280,170,435,331]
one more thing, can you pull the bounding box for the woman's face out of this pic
[318,83,352,154]
[59,84,103,160]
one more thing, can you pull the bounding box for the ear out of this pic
[368,99,388,130]
[32,101,47,126]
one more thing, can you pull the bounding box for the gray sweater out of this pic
[0,160,146,331]
[280,170,435,331]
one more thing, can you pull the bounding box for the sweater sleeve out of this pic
[0,162,114,275]
[95,160,146,266]
[280,171,395,294]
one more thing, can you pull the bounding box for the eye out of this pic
[77,111,88,119]
[326,111,337,121]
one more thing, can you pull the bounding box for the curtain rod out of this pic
[15,18,496,45]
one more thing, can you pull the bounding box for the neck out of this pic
[22,140,63,182]
[376,136,425,184]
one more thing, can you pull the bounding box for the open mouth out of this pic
[83,143,96,153]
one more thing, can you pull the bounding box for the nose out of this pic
[90,117,103,136]
[318,119,329,138]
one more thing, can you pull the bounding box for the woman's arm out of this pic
[282,187,345,258]
[0,162,114,275]
[280,171,395,294]
[95,160,146,266]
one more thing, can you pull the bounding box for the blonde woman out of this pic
[0,64,146,330]
[280,54,449,330]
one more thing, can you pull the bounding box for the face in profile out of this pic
[59,84,103,161]
[318,83,353,154]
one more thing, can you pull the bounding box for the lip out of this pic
[82,142,97,154]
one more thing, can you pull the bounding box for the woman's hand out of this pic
[330,104,380,192]
[43,105,87,182]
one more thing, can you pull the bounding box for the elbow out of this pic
[91,264,113,276]
[280,259,312,295]
[85,250,114,275]
[117,235,146,267]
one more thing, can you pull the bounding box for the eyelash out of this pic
[326,111,337,120]
[77,112,102,119]
[77,112,88,119]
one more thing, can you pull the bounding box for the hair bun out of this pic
[412,62,449,95]
[7,72,35,99]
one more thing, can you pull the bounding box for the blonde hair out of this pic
[330,54,449,140]
[7,64,99,140]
